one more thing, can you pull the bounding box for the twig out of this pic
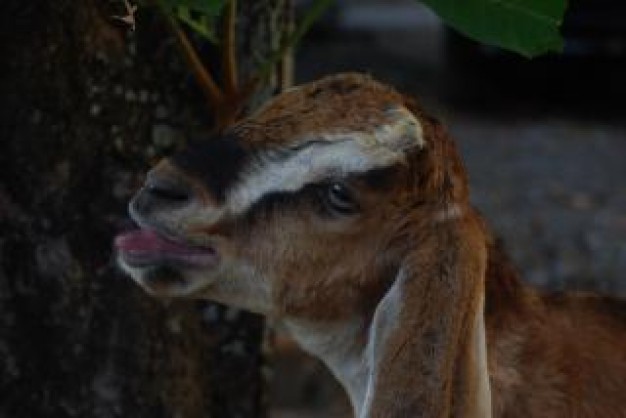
[112,0,138,31]
[170,20,224,108]
[255,0,333,83]
[153,0,223,111]
[222,0,238,96]
[237,0,332,106]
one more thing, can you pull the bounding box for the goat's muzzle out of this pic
[114,166,220,295]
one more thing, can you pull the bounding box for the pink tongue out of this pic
[115,229,207,256]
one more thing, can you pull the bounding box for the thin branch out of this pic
[236,0,331,106]
[112,0,138,31]
[171,21,224,107]
[222,0,238,96]
[278,0,295,92]
[255,0,333,84]
[153,0,223,110]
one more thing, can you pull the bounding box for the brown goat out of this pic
[115,73,626,417]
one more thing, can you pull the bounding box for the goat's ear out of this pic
[363,220,491,418]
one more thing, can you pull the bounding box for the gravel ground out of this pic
[453,117,626,293]
[272,4,626,415]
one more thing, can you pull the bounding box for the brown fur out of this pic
[234,74,409,145]
[485,242,626,418]
[124,74,626,417]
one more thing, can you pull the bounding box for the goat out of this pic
[115,73,626,417]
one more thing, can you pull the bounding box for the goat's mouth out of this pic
[114,227,218,270]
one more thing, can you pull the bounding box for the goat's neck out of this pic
[284,294,491,417]
[284,214,492,417]
[283,318,370,415]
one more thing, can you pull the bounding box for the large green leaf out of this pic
[421,0,568,57]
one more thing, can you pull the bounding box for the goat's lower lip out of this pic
[114,228,217,268]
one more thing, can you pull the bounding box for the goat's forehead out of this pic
[235,106,423,153]
[233,74,416,148]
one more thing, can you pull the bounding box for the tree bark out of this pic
[0,0,290,416]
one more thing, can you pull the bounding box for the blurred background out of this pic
[272,0,626,416]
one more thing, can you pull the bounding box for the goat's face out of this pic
[115,74,468,320]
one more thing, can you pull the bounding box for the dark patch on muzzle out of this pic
[169,132,250,202]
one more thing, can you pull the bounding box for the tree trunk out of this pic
[0,0,290,416]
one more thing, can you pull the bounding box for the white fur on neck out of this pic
[283,269,492,418]
[283,318,369,416]
[283,271,406,418]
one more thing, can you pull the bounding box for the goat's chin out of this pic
[117,257,219,298]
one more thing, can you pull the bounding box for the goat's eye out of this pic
[325,183,358,215]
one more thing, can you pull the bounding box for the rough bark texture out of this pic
[0,0,290,416]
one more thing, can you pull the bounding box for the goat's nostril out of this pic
[146,179,191,203]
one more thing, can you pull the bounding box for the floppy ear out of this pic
[362,218,491,418]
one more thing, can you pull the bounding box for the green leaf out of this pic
[421,0,568,57]
[155,0,226,43]
[161,0,226,16]
[174,6,219,43]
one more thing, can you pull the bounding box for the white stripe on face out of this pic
[227,108,424,215]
